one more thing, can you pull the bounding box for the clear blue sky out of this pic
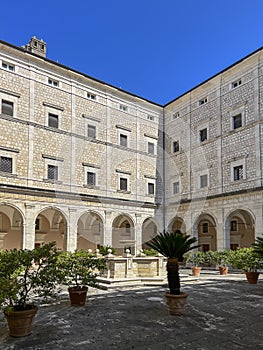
[1,0,263,105]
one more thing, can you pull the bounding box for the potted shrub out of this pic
[186,251,206,276]
[229,247,263,284]
[0,242,61,337]
[209,249,231,275]
[147,230,198,315]
[98,245,116,256]
[58,250,106,306]
[252,236,263,257]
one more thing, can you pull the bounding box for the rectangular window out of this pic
[87,171,96,186]
[87,124,96,138]
[200,174,208,188]
[148,183,155,195]
[87,92,96,100]
[120,177,128,191]
[173,141,179,153]
[232,79,242,89]
[119,104,128,111]
[147,115,154,121]
[173,181,180,194]
[199,97,207,106]
[202,222,208,233]
[233,114,242,129]
[173,112,180,119]
[120,134,128,147]
[48,113,59,128]
[0,156,12,173]
[200,128,208,142]
[48,79,59,87]
[47,165,58,180]
[230,220,237,231]
[2,62,14,71]
[233,165,243,181]
[148,142,155,154]
[2,100,13,116]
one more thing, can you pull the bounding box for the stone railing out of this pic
[102,255,167,279]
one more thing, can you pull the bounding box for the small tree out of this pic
[0,242,61,311]
[58,250,106,288]
[229,247,263,272]
[147,231,199,295]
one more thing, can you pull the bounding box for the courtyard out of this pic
[0,271,262,350]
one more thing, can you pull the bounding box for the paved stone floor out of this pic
[0,272,262,350]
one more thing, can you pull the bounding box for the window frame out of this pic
[119,133,128,147]
[1,99,14,116]
[48,112,59,129]
[0,156,13,173]
[87,124,97,139]
[2,61,15,72]
[200,174,208,188]
[199,128,208,142]
[48,78,59,87]
[172,140,180,153]
[231,159,246,182]
[47,164,59,181]
[147,182,155,195]
[173,181,180,195]
[119,177,128,191]
[87,171,96,187]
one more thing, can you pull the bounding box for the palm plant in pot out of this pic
[58,250,106,306]
[147,230,199,315]
[0,242,61,337]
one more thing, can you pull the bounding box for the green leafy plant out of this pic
[229,247,263,272]
[98,245,116,256]
[186,250,207,267]
[0,242,61,311]
[147,231,199,295]
[57,250,106,288]
[143,248,158,256]
[252,236,263,258]
[208,249,232,267]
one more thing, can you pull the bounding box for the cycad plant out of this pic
[252,236,263,258]
[147,231,199,295]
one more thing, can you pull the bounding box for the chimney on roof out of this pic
[24,36,47,58]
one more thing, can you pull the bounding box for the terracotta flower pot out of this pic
[165,292,188,315]
[68,286,88,306]
[4,305,38,337]
[219,266,228,275]
[245,271,260,284]
[191,266,202,277]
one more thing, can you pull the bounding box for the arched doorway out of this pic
[34,208,67,250]
[225,209,255,250]
[168,216,186,233]
[112,214,135,255]
[77,211,103,250]
[142,218,158,250]
[0,204,23,249]
[195,213,217,251]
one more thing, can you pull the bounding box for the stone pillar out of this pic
[253,206,262,239]
[104,210,113,246]
[23,204,36,249]
[135,214,142,253]
[66,208,78,252]
[216,208,228,250]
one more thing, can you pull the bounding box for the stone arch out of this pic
[0,203,24,249]
[142,217,159,250]
[34,207,68,250]
[225,209,255,249]
[167,216,186,233]
[112,214,135,255]
[77,211,104,250]
[194,213,217,251]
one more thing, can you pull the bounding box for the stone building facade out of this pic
[0,36,262,252]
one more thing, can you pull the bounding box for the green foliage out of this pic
[143,248,157,256]
[207,249,232,267]
[186,251,207,267]
[57,250,106,288]
[0,242,61,310]
[147,231,199,260]
[229,247,263,272]
[252,236,263,258]
[98,245,116,256]
[147,231,199,295]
